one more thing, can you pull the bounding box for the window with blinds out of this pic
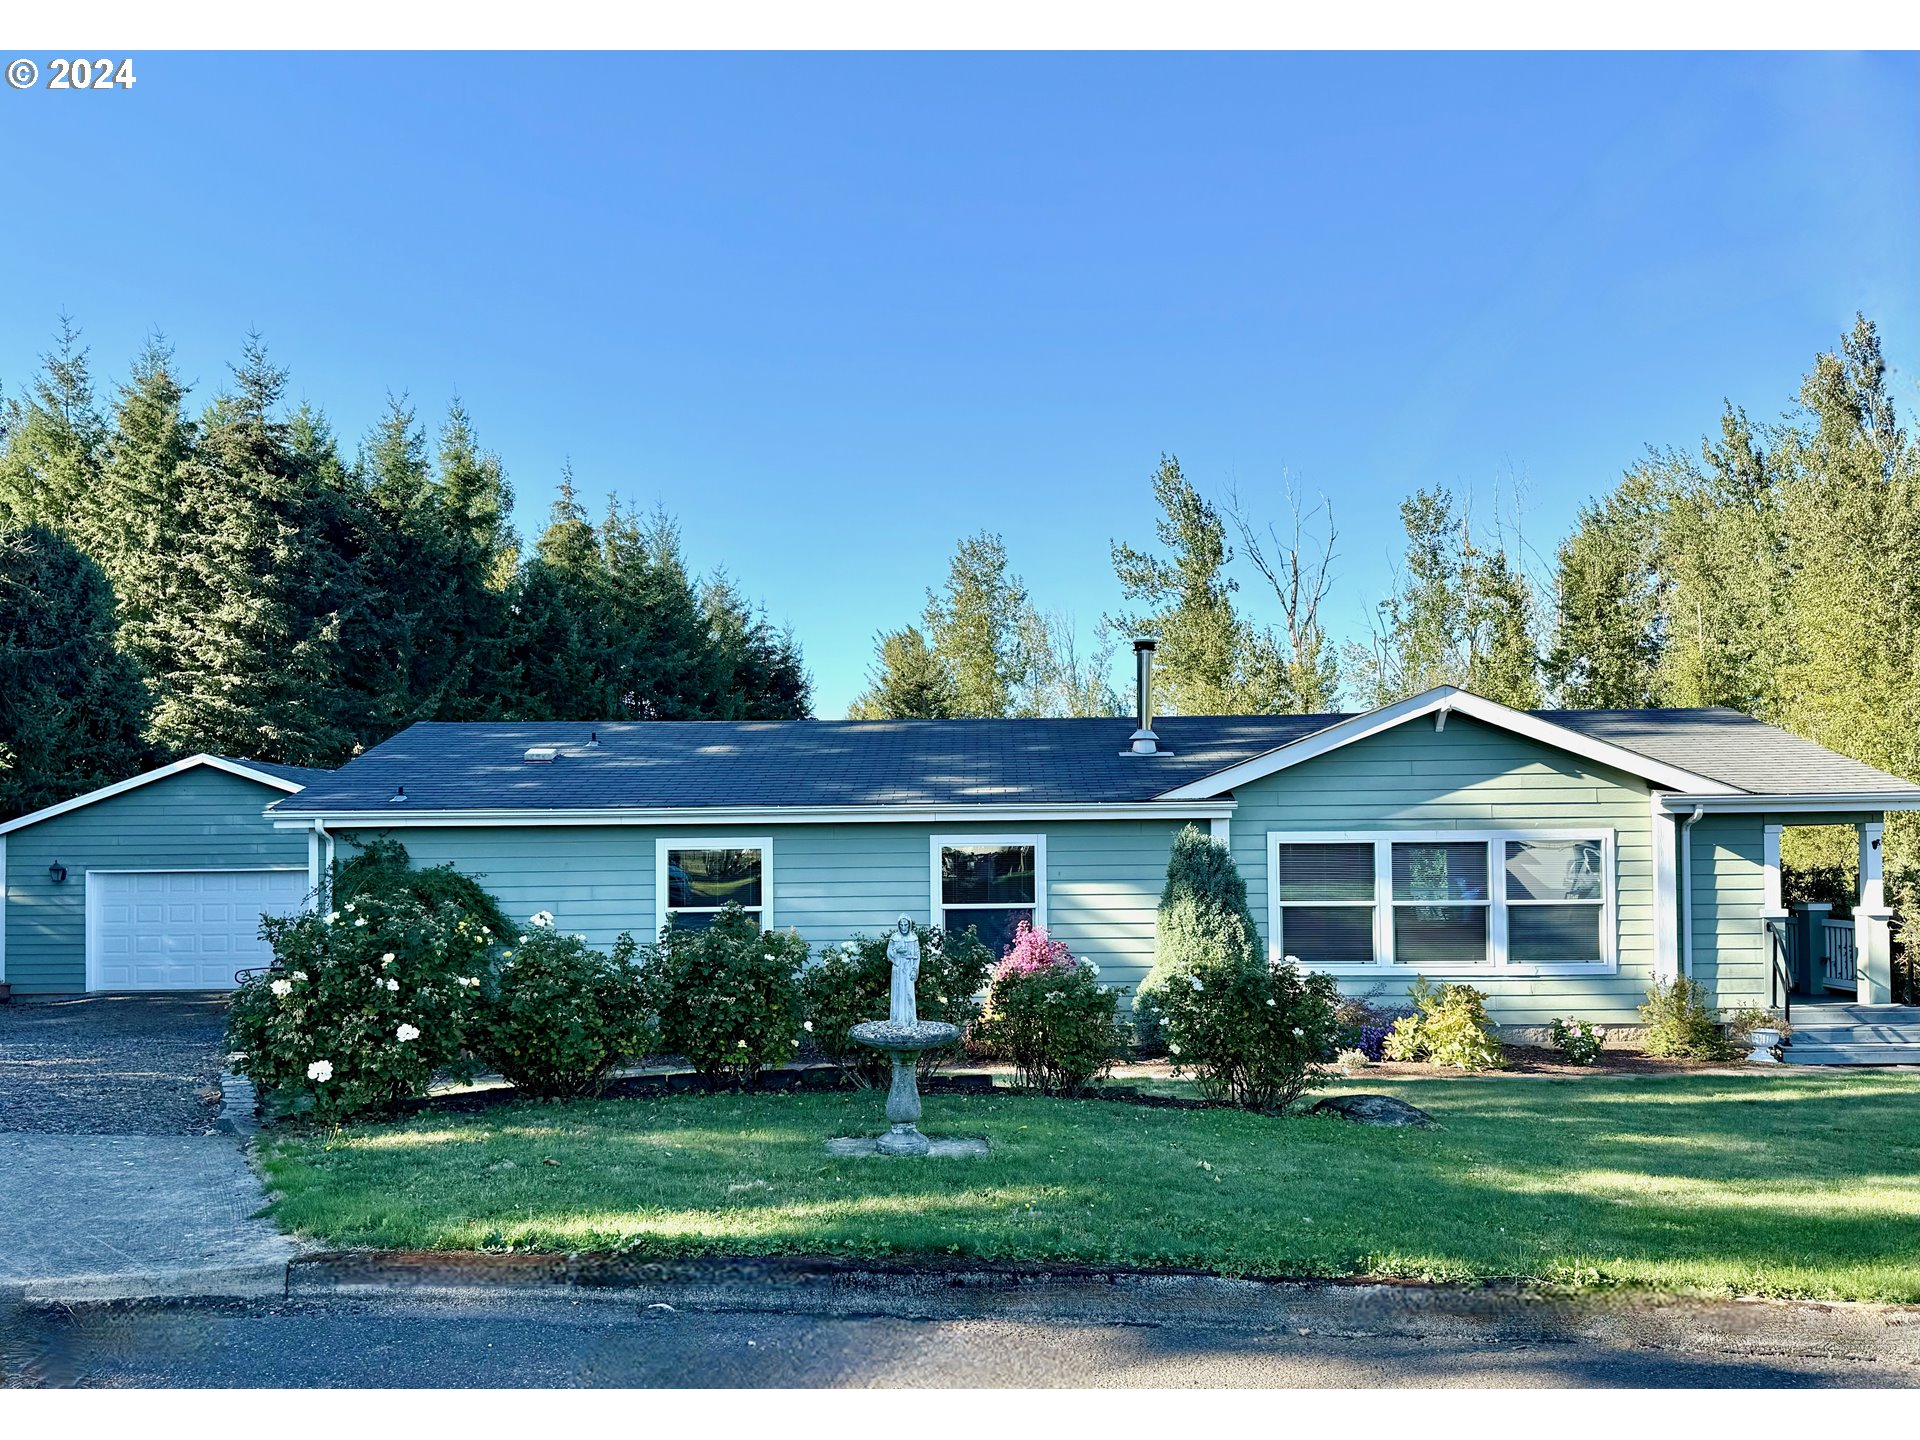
[1273,841,1375,966]
[1266,832,1612,970]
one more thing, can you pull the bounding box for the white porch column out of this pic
[1650,794,1680,983]
[1856,819,1893,1006]
[1762,823,1786,918]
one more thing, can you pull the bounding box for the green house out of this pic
[257,676,1918,1030]
[7,669,1916,1042]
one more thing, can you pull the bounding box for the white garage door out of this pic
[87,870,309,991]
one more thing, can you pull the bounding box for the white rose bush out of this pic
[472,926,656,1100]
[226,891,493,1123]
[1153,952,1344,1114]
[636,904,808,1087]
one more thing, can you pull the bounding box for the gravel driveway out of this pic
[0,995,229,1135]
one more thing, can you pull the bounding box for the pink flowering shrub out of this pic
[973,923,1121,1095]
[995,921,1075,980]
[226,891,492,1123]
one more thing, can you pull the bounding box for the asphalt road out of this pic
[2,1293,1904,1388]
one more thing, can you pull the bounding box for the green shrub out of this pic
[972,925,1120,1095]
[638,904,807,1086]
[226,892,492,1122]
[1639,977,1741,1060]
[1142,825,1261,996]
[1130,987,1169,1056]
[477,927,654,1099]
[797,925,994,1085]
[1546,1016,1606,1066]
[333,837,513,941]
[1155,955,1343,1112]
[1383,975,1506,1071]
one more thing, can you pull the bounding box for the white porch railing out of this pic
[1823,919,1858,991]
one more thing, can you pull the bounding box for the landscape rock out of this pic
[1311,1093,1434,1127]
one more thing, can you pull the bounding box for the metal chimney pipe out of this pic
[1128,638,1160,755]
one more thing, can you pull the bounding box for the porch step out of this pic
[1783,1004,1920,1066]
[1791,1023,1920,1046]
[1783,1043,1920,1067]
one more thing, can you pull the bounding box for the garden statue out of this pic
[887,914,921,1024]
[841,914,967,1156]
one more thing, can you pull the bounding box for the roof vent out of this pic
[389,785,407,804]
[584,731,600,749]
[523,745,561,763]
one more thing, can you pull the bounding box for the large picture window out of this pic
[1267,831,1612,972]
[931,836,1045,959]
[655,838,770,933]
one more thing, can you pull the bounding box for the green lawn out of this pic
[260,1071,1920,1302]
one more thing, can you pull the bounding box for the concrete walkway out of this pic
[0,997,300,1302]
[0,1132,301,1301]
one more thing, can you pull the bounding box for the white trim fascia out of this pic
[0,833,8,984]
[1657,792,1920,814]
[269,801,1234,830]
[930,833,1048,934]
[1650,794,1679,983]
[1155,687,1740,801]
[0,755,306,836]
[1264,827,1618,976]
[654,836,774,938]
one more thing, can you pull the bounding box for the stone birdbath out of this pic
[842,915,964,1156]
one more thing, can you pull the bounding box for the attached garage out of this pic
[0,756,328,995]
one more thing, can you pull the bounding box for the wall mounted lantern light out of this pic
[48,860,68,884]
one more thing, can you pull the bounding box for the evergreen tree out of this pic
[97,338,196,673]
[850,626,957,719]
[0,524,150,817]
[140,337,355,765]
[340,395,479,730]
[1109,456,1287,714]
[0,317,108,545]
[700,574,811,720]
[438,399,518,589]
[1142,824,1262,996]
[922,531,1032,718]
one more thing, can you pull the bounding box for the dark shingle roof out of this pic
[267,706,1918,815]
[221,757,332,790]
[1537,710,1920,798]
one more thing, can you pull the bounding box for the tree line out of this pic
[0,324,808,818]
[849,313,1915,901]
[855,315,1913,759]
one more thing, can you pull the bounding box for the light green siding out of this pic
[1687,814,1765,1011]
[4,768,309,993]
[343,820,1184,996]
[1228,714,1660,1025]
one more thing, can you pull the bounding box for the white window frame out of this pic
[928,834,1048,938]
[655,836,773,935]
[1265,829,1616,976]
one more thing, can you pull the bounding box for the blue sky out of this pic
[3,51,1915,716]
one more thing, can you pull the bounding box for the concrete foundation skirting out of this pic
[282,1254,1920,1367]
